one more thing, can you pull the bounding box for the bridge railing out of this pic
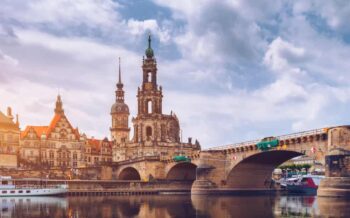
[207,128,328,151]
[277,128,327,140]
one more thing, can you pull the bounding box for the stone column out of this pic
[318,126,350,198]
[191,151,226,194]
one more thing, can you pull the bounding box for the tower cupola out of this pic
[145,34,154,59]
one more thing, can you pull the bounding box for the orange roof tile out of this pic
[21,126,49,139]
[45,113,80,139]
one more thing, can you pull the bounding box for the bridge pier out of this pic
[318,149,350,198]
[318,126,350,198]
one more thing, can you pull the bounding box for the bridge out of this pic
[102,125,350,197]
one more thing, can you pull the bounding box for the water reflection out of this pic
[0,194,349,218]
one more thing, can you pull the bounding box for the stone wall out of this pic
[0,154,17,168]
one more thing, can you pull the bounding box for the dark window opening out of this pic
[146,126,152,137]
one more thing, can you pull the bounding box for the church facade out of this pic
[111,36,201,163]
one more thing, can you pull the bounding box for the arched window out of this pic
[146,126,152,137]
[147,100,152,114]
[147,72,152,82]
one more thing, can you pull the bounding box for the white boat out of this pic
[0,176,68,197]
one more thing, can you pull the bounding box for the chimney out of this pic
[7,107,13,121]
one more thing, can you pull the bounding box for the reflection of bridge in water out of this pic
[104,125,350,196]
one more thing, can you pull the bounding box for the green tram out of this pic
[256,136,279,151]
[173,155,191,162]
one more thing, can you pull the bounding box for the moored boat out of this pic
[284,175,324,195]
[0,176,68,197]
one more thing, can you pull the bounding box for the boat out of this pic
[0,176,68,197]
[282,175,324,195]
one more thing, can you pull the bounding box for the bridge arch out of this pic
[226,150,303,189]
[118,167,141,180]
[166,162,197,181]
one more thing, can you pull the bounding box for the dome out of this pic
[145,34,154,58]
[145,47,154,58]
[111,102,129,114]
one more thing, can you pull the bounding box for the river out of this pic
[0,194,349,217]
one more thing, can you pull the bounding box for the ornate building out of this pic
[20,95,86,168]
[112,36,201,162]
[85,137,113,166]
[0,107,20,168]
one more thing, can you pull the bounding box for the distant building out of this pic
[0,107,20,168]
[20,96,86,168]
[85,137,113,166]
[112,36,201,162]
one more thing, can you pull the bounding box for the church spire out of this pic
[117,57,123,89]
[116,57,125,102]
[145,34,154,59]
[54,95,64,115]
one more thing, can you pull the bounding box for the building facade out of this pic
[20,95,86,169]
[112,36,201,162]
[85,137,113,166]
[0,107,20,168]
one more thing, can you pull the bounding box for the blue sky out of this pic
[1,0,350,148]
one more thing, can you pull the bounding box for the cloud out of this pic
[127,19,170,43]
[1,0,120,28]
[0,49,18,66]
[1,0,350,149]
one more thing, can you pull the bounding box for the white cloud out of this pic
[127,19,170,43]
[0,49,18,66]
[1,0,120,28]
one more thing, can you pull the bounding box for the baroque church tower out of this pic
[132,35,180,144]
[112,35,200,163]
[110,58,130,143]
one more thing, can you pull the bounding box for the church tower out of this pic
[132,35,180,143]
[137,35,163,115]
[110,58,130,143]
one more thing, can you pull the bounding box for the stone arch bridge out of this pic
[102,125,350,195]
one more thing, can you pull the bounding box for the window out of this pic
[147,100,152,114]
[26,190,31,193]
[19,190,23,193]
[147,72,152,82]
[10,190,15,193]
[146,126,152,137]
[2,191,7,194]
[73,152,77,160]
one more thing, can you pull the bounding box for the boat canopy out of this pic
[173,155,191,162]
[256,138,279,151]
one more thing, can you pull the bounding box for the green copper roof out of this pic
[145,34,154,58]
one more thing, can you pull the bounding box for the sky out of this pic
[1,0,350,149]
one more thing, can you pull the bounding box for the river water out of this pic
[0,194,349,218]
